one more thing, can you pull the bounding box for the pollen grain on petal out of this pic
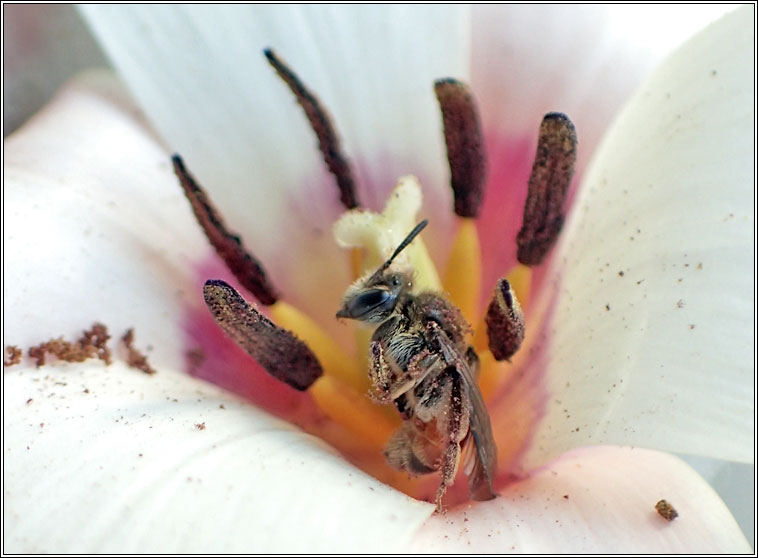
[121,328,156,375]
[173,154,279,305]
[4,345,23,367]
[655,499,679,521]
[202,279,322,390]
[517,113,577,266]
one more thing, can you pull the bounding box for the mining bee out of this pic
[337,219,497,511]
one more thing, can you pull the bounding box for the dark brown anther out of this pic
[203,279,323,391]
[172,154,279,306]
[485,278,526,361]
[517,113,577,266]
[434,78,487,218]
[264,48,359,210]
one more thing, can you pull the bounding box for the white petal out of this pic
[4,362,433,553]
[78,5,469,284]
[528,7,753,465]
[4,70,207,369]
[683,455,755,549]
[405,446,750,553]
[4,72,436,550]
[471,5,737,166]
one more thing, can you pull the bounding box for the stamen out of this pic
[517,113,577,266]
[485,278,526,361]
[474,264,531,352]
[173,155,279,305]
[264,48,359,210]
[434,79,486,218]
[203,279,322,390]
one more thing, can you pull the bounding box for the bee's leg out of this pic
[435,374,466,513]
[435,441,461,513]
[368,340,394,403]
[369,340,432,403]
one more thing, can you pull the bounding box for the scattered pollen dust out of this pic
[5,323,157,375]
[121,329,157,375]
[186,347,207,374]
[4,345,22,366]
[25,322,112,367]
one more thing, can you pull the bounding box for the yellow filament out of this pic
[475,349,505,402]
[442,217,482,326]
[309,376,398,450]
[506,263,532,311]
[270,301,368,393]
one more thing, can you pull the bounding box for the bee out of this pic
[336,219,497,511]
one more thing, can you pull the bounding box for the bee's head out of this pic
[336,220,428,323]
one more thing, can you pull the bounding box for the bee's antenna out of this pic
[373,219,429,277]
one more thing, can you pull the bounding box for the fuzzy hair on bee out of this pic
[336,220,497,512]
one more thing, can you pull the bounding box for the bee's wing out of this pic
[431,325,497,501]
[458,360,497,501]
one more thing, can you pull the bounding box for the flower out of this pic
[3,5,752,552]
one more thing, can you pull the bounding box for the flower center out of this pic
[176,48,577,508]
[246,177,536,505]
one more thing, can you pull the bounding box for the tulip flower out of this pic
[4,6,752,552]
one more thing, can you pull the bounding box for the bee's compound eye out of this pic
[356,289,390,309]
[391,276,401,287]
[337,288,396,321]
